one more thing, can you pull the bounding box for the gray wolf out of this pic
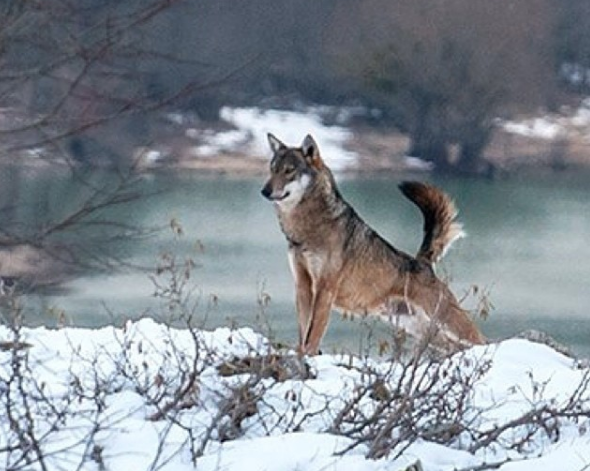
[261,133,485,356]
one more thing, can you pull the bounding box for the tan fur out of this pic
[262,133,485,356]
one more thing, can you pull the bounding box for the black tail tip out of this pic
[398,180,423,197]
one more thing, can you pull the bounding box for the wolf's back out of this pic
[399,181,464,264]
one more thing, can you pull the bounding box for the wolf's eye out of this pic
[284,165,295,174]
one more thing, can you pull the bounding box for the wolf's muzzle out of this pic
[261,184,272,200]
[261,183,290,201]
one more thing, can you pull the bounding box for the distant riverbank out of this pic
[3,104,590,178]
[140,104,590,177]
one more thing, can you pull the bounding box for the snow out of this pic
[191,128,250,157]
[571,98,590,128]
[186,106,358,168]
[403,155,435,171]
[219,107,357,170]
[196,433,392,471]
[502,118,564,140]
[145,149,163,163]
[1,318,590,471]
[501,99,590,141]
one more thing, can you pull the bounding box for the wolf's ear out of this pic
[301,134,324,169]
[267,133,286,154]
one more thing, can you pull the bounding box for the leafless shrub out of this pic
[328,340,492,460]
[466,369,590,455]
[0,297,112,470]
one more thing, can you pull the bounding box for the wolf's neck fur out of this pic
[276,170,347,249]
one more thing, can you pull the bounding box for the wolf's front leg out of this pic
[303,285,334,355]
[295,274,313,350]
[291,257,313,351]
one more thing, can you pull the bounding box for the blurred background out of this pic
[0,0,589,355]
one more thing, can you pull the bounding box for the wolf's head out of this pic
[261,133,325,210]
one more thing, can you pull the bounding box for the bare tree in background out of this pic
[0,0,218,288]
[0,0,195,162]
[339,0,558,175]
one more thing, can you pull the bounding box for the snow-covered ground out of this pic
[2,318,590,471]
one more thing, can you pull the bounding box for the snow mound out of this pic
[1,318,590,471]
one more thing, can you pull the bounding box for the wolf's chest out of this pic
[288,249,328,281]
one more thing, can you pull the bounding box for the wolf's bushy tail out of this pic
[399,181,464,265]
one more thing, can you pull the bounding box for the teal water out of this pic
[3,167,590,357]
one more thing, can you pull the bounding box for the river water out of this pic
[4,168,590,357]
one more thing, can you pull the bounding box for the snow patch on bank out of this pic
[218,107,357,170]
[501,98,590,140]
[190,128,250,157]
[502,118,564,140]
